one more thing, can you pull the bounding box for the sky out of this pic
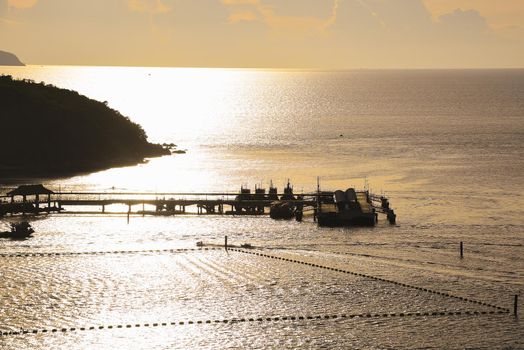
[0,0,523,69]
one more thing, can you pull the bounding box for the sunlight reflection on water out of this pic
[0,66,523,349]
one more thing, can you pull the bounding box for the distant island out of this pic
[0,75,174,177]
[0,50,25,66]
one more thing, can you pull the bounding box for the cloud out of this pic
[437,8,489,35]
[8,0,38,9]
[128,0,171,14]
[0,0,7,16]
[215,0,520,68]
[223,0,340,36]
[1,0,38,21]
[222,0,258,4]
[2,0,522,68]
[228,10,257,23]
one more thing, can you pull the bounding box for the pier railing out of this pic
[0,191,319,216]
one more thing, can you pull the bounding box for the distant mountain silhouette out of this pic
[0,75,171,177]
[0,50,24,66]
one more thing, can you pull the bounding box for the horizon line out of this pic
[11,63,524,71]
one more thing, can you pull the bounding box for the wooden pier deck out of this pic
[0,191,317,216]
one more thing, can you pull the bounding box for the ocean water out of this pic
[0,66,523,349]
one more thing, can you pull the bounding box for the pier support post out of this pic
[515,295,519,317]
[102,205,105,213]
[225,236,228,251]
[22,195,26,215]
[460,242,463,259]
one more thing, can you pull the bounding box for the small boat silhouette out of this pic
[0,221,35,239]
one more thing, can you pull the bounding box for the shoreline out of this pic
[0,153,172,181]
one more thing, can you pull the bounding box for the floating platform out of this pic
[316,188,396,226]
[316,189,375,227]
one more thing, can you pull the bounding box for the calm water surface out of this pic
[0,66,523,349]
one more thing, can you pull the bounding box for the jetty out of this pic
[0,184,396,225]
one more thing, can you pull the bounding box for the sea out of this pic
[0,66,523,349]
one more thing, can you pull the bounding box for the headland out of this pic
[0,75,172,178]
[0,50,24,66]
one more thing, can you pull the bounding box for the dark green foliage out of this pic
[0,75,169,176]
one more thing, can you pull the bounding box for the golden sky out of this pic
[1,0,523,68]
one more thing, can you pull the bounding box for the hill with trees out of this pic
[0,75,171,177]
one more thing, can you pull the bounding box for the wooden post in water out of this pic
[225,235,228,251]
[515,295,518,317]
[460,242,463,258]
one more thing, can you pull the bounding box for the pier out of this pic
[0,184,396,224]
[0,186,316,217]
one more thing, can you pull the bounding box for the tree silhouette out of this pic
[0,75,170,177]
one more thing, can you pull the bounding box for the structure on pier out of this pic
[7,184,54,199]
[1,184,60,215]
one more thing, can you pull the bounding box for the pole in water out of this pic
[460,241,463,258]
[225,235,228,251]
[515,295,518,317]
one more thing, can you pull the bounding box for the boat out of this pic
[317,188,377,227]
[234,186,253,213]
[254,185,266,213]
[0,221,35,239]
[280,180,295,200]
[270,180,304,220]
[267,181,278,201]
[269,201,295,220]
[236,186,252,201]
